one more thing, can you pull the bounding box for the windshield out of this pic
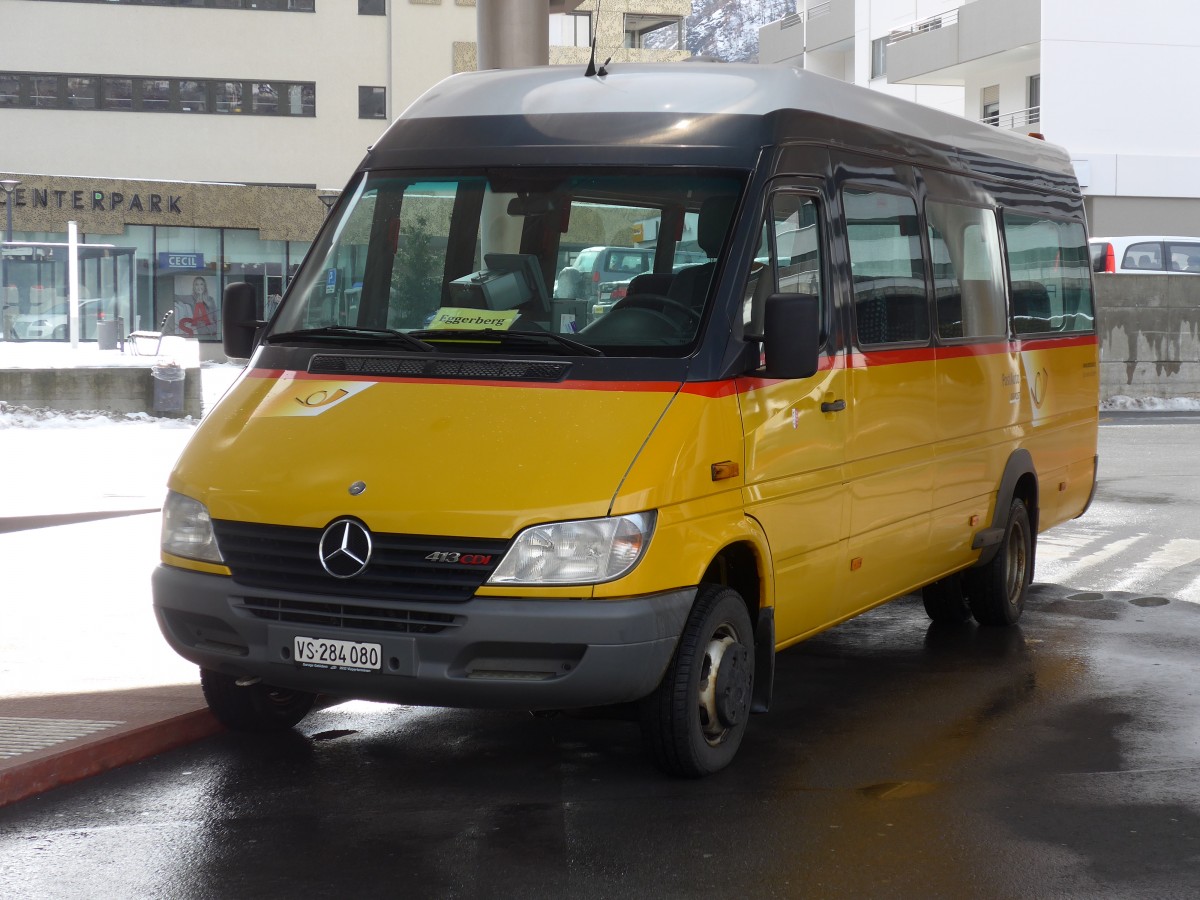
[272,169,743,355]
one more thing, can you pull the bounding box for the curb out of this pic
[0,709,224,808]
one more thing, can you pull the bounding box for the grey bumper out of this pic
[152,565,694,710]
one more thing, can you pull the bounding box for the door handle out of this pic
[821,399,846,413]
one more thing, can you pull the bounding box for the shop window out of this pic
[155,227,221,340]
[359,86,387,119]
[624,14,683,50]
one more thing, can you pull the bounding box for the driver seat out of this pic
[666,195,736,315]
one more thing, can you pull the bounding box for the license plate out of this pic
[293,636,382,671]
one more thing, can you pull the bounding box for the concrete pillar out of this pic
[477,0,550,70]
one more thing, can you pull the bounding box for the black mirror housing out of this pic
[763,293,820,380]
[222,282,262,360]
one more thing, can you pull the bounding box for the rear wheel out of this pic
[200,668,316,732]
[922,573,973,624]
[640,584,755,777]
[966,498,1033,627]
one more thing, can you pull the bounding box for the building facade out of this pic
[759,0,1200,237]
[0,0,689,345]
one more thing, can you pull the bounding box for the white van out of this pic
[1090,236,1200,274]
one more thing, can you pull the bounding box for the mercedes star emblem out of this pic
[318,518,373,579]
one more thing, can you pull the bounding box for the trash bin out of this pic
[151,362,186,414]
[97,316,119,350]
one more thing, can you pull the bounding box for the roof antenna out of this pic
[585,0,610,77]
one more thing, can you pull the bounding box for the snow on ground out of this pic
[0,341,243,517]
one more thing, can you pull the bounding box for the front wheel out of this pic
[640,584,755,777]
[966,498,1034,627]
[200,668,316,732]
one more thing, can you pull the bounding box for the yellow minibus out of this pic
[153,63,1098,776]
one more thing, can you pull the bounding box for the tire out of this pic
[640,584,755,777]
[200,668,316,732]
[966,498,1033,627]
[922,573,973,624]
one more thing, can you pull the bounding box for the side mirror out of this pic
[763,293,820,380]
[222,282,263,360]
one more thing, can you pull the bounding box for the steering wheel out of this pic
[611,293,702,325]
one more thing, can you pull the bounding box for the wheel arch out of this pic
[699,538,774,714]
[973,449,1040,569]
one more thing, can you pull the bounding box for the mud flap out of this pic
[751,607,774,714]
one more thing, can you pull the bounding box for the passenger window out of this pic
[926,201,1006,340]
[1002,213,1095,335]
[1121,241,1163,271]
[743,193,823,338]
[844,189,929,346]
[1167,242,1200,273]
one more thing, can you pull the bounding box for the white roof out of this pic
[399,62,1074,178]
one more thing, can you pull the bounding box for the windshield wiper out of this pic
[265,326,435,353]
[408,328,604,357]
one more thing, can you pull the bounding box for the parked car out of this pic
[1090,236,1200,274]
[9,298,107,340]
[555,245,654,303]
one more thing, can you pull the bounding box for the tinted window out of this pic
[1002,214,1094,335]
[845,189,929,346]
[926,201,1005,340]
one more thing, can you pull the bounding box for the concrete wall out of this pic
[0,366,202,418]
[1096,274,1200,402]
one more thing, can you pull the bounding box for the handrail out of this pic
[888,8,959,43]
[984,106,1042,130]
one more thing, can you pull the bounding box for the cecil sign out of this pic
[159,252,206,270]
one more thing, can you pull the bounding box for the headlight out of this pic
[161,491,224,563]
[488,512,656,586]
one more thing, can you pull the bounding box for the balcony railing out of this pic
[983,106,1041,130]
[888,8,959,44]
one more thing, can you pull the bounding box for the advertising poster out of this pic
[174,274,218,336]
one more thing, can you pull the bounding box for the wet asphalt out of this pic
[2,417,1199,899]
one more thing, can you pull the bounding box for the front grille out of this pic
[212,520,510,602]
[309,354,570,383]
[239,596,461,635]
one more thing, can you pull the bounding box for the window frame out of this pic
[842,184,932,349]
[924,198,1008,344]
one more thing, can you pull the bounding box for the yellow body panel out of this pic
[171,369,676,538]
[168,334,1096,639]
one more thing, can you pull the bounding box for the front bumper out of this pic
[152,564,694,710]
